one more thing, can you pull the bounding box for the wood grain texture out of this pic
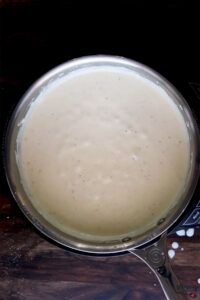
[1,191,200,300]
[0,1,199,299]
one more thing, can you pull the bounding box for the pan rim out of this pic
[4,55,200,254]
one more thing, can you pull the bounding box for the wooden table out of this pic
[0,1,199,299]
[1,185,200,300]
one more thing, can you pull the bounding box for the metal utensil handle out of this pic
[129,233,186,300]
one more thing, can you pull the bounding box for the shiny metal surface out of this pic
[5,55,199,254]
[130,233,186,300]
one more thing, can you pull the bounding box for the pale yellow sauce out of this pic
[17,67,190,240]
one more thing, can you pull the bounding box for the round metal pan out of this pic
[4,56,200,299]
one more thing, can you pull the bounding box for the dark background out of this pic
[0,0,199,106]
[0,1,200,299]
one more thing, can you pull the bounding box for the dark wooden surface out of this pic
[1,189,200,300]
[0,1,200,299]
[1,186,200,300]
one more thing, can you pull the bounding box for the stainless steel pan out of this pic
[5,56,199,300]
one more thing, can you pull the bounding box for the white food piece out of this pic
[186,228,195,237]
[176,229,186,237]
[168,249,175,259]
[171,242,179,249]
